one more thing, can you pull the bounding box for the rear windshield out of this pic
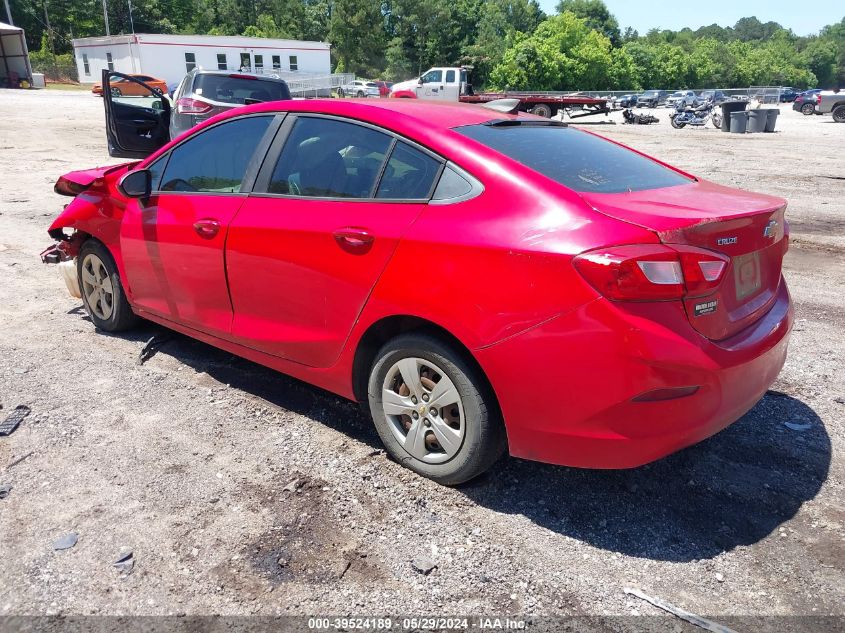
[456,124,692,194]
[192,74,291,105]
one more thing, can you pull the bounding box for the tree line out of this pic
[12,0,845,89]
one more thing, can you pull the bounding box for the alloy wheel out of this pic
[381,357,465,464]
[80,253,114,320]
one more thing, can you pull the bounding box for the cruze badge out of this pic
[716,236,737,246]
[763,220,778,238]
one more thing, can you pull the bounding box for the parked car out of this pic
[614,94,639,108]
[373,80,393,97]
[42,97,793,485]
[815,89,845,122]
[779,87,800,102]
[697,90,727,104]
[337,79,381,98]
[92,74,167,97]
[666,90,697,108]
[793,89,822,115]
[637,89,669,108]
[169,69,291,139]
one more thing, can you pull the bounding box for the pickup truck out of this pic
[389,66,610,119]
[815,90,845,122]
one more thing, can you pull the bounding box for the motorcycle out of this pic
[670,99,722,129]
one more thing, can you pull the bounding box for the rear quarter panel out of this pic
[351,138,658,350]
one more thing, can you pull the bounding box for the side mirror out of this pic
[417,78,423,86]
[118,169,152,198]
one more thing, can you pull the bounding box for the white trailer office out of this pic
[71,33,331,87]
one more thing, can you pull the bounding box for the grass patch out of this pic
[43,82,90,91]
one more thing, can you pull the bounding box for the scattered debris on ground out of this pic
[52,533,78,551]
[0,405,30,436]
[624,588,738,633]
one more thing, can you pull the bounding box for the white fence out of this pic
[253,70,355,97]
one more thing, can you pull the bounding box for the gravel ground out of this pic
[0,90,843,628]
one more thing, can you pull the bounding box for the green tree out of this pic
[555,0,620,45]
[329,0,386,76]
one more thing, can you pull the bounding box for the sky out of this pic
[537,0,841,37]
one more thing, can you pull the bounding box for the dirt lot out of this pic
[0,90,843,627]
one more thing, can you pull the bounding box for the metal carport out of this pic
[0,21,32,87]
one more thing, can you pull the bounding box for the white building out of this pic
[71,33,331,87]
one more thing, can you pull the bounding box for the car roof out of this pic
[233,98,523,130]
[192,69,289,83]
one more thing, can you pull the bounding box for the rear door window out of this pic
[158,116,273,193]
[193,74,290,104]
[456,124,692,194]
[376,142,441,199]
[268,117,392,198]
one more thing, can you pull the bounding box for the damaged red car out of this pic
[42,74,792,484]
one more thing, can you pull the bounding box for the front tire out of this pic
[670,116,686,129]
[712,112,722,128]
[77,240,138,332]
[367,333,506,485]
[356,90,365,98]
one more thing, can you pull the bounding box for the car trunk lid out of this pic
[580,180,788,341]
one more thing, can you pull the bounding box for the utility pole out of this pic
[43,0,54,53]
[128,0,134,34]
[3,0,13,26]
[102,0,110,35]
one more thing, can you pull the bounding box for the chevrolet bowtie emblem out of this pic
[763,220,778,238]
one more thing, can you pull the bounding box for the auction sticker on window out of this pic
[694,299,718,317]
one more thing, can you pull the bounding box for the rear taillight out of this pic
[573,244,729,301]
[176,97,212,115]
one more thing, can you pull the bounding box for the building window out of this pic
[272,55,281,70]
[254,54,263,72]
[216,53,227,70]
[240,52,251,71]
[106,52,113,71]
[185,52,196,72]
[289,55,298,71]
[82,53,90,76]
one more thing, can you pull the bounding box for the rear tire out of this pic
[530,103,552,118]
[801,103,814,115]
[367,333,506,485]
[832,104,845,123]
[77,240,138,332]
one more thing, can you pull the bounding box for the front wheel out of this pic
[367,333,506,485]
[77,240,138,332]
[832,104,845,123]
[670,116,686,129]
[712,112,722,128]
[356,90,365,98]
[801,103,814,115]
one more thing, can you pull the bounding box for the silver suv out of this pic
[170,69,291,138]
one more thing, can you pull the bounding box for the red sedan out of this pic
[42,93,792,485]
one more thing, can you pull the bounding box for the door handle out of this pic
[333,228,374,254]
[193,218,221,239]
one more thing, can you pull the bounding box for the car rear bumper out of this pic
[475,278,792,469]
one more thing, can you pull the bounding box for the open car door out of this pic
[102,70,171,159]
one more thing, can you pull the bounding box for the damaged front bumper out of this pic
[40,240,82,299]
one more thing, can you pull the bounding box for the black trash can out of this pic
[730,111,749,133]
[721,101,748,132]
[765,108,779,132]
[747,109,767,133]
